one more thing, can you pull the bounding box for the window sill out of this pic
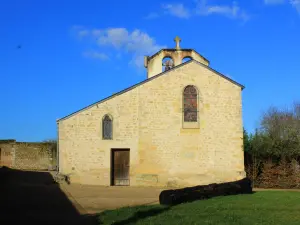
[182,121,200,129]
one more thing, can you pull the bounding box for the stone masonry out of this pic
[58,38,246,187]
[0,140,57,170]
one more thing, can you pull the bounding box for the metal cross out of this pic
[174,36,181,49]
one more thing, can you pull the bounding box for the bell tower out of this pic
[144,37,209,79]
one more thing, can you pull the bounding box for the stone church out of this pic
[57,37,246,187]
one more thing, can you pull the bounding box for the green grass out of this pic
[97,191,300,225]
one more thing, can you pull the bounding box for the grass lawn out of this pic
[97,191,300,225]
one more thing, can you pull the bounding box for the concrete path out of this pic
[60,184,165,214]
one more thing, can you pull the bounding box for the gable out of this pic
[57,60,244,122]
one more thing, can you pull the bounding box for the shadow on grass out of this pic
[110,206,171,225]
[0,166,99,225]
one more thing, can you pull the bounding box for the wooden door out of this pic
[112,149,130,186]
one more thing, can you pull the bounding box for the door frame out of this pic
[110,148,130,186]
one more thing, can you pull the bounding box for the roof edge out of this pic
[193,61,245,90]
[147,49,210,64]
[57,60,194,122]
[57,59,244,122]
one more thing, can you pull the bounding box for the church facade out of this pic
[57,37,246,187]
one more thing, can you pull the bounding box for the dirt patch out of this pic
[61,183,164,213]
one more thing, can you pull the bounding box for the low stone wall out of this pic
[0,140,14,167]
[0,140,57,171]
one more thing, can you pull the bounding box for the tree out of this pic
[243,128,251,152]
[258,102,300,159]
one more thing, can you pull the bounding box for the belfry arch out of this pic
[144,36,210,78]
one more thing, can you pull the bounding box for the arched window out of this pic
[162,57,174,72]
[102,115,113,140]
[183,86,198,122]
[182,56,193,64]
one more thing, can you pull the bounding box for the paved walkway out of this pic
[60,184,165,214]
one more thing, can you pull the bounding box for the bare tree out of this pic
[257,102,300,159]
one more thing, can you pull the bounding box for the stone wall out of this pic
[0,140,15,167]
[58,60,245,187]
[0,140,57,171]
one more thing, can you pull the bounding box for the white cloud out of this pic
[263,0,300,14]
[290,0,300,13]
[144,12,160,19]
[97,28,129,48]
[145,1,249,21]
[264,0,285,5]
[71,26,90,38]
[78,30,89,37]
[196,1,250,21]
[83,51,109,60]
[74,27,165,68]
[162,3,191,18]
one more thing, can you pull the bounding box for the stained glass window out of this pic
[103,115,113,140]
[183,86,198,122]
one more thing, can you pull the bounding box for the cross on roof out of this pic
[174,36,181,49]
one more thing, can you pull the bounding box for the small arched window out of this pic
[183,85,198,122]
[102,115,113,140]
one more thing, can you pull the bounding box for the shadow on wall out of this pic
[0,167,99,225]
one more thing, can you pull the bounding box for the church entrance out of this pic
[111,149,130,186]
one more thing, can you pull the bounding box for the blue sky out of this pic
[0,0,299,142]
